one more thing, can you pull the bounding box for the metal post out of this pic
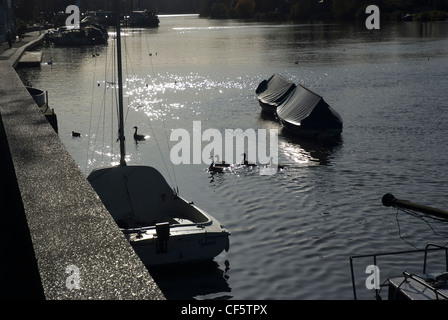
[349,257,357,300]
[382,193,448,220]
[116,0,126,166]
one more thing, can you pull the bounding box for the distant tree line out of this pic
[14,0,205,24]
[198,0,448,21]
[14,0,448,24]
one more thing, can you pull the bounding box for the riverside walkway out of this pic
[0,31,165,300]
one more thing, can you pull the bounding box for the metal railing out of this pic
[401,271,448,300]
[349,243,448,300]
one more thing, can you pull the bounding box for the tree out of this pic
[290,0,312,20]
[235,0,256,18]
[332,0,361,19]
[210,2,230,18]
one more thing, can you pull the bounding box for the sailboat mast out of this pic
[116,0,126,166]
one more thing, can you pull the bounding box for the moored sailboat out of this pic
[87,0,230,266]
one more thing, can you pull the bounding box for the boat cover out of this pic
[88,165,176,227]
[276,85,343,130]
[256,73,296,107]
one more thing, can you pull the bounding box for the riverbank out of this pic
[0,30,45,67]
[0,31,165,300]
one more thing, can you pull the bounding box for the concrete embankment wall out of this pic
[0,36,164,300]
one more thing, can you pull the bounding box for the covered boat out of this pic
[255,73,296,114]
[276,85,343,140]
[87,0,229,267]
[88,166,230,266]
[127,10,159,28]
[48,26,108,46]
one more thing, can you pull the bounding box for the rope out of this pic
[122,30,135,125]
[86,27,180,194]
[144,29,179,193]
[145,116,175,189]
[87,36,117,169]
[395,207,448,249]
[86,47,98,175]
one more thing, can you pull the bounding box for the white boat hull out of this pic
[88,165,230,266]
[129,227,230,266]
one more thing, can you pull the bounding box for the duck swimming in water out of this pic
[260,157,288,175]
[208,156,227,173]
[214,155,231,167]
[133,126,146,142]
[241,153,257,167]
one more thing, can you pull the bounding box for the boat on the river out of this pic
[48,26,108,46]
[87,0,230,266]
[276,84,343,140]
[127,10,159,28]
[350,194,448,300]
[255,73,296,115]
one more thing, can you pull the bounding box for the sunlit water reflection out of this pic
[18,15,448,300]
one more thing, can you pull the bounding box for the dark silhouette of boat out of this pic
[127,10,159,28]
[255,73,296,115]
[48,26,108,46]
[276,84,343,140]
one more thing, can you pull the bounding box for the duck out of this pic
[241,153,257,167]
[269,157,287,170]
[214,155,231,167]
[261,157,288,173]
[207,156,226,173]
[133,126,146,141]
[72,131,81,137]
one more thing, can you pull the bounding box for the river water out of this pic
[18,15,448,300]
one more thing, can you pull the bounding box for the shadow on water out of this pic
[257,110,278,122]
[147,260,232,300]
[279,127,343,166]
[257,111,342,166]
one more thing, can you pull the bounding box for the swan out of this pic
[133,126,145,141]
